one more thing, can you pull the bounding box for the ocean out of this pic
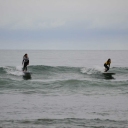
[0,50,128,128]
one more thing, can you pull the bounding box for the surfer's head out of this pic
[24,54,28,57]
[108,58,111,62]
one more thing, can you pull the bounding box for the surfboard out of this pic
[23,71,31,75]
[22,71,31,80]
[103,72,115,75]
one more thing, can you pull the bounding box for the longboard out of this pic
[103,72,115,75]
[23,71,31,75]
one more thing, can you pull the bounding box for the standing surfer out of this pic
[22,54,29,72]
[104,59,111,72]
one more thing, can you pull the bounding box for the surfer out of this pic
[22,54,29,71]
[104,59,111,72]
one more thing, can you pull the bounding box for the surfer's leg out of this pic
[104,64,109,72]
[23,64,25,71]
[106,66,109,72]
[26,62,29,71]
[24,62,28,71]
[104,64,107,72]
[25,66,27,71]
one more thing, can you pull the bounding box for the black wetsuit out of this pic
[104,64,109,72]
[104,61,110,72]
[22,57,29,71]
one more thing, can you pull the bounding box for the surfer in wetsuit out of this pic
[104,59,111,72]
[22,54,29,71]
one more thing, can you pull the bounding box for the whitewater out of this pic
[0,50,128,128]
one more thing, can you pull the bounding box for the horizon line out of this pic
[0,49,128,51]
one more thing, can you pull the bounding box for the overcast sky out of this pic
[0,0,128,50]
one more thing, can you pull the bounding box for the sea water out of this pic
[0,50,128,128]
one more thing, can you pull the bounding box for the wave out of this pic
[0,65,128,83]
[28,65,128,76]
[0,118,127,128]
[1,77,128,92]
[0,66,23,76]
[29,65,80,74]
[1,65,128,75]
[0,66,6,74]
[112,67,128,74]
[0,65,128,96]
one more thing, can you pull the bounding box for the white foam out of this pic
[16,66,23,71]
[80,66,105,74]
[4,66,23,76]
[80,67,96,74]
[94,65,105,73]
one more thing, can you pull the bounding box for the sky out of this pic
[0,0,128,50]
